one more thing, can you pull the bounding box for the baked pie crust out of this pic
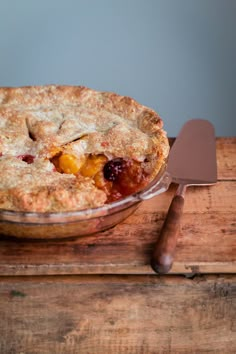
[0,85,169,212]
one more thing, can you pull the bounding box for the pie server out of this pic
[151,119,217,274]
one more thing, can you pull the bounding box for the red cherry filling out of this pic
[103,158,148,201]
[17,154,35,164]
[103,158,126,181]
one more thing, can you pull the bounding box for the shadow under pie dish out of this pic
[0,85,170,239]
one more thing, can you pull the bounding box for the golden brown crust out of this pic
[0,157,107,212]
[0,85,169,212]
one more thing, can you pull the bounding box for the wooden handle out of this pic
[151,194,185,274]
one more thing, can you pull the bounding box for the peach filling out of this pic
[51,153,149,202]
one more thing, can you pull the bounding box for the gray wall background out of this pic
[0,0,235,136]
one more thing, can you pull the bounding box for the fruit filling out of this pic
[51,153,86,174]
[103,158,149,202]
[51,153,149,203]
[17,154,35,164]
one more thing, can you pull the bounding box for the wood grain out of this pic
[216,137,236,180]
[0,275,235,354]
[151,194,185,274]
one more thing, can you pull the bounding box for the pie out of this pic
[0,85,169,212]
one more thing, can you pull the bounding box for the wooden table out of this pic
[0,138,235,353]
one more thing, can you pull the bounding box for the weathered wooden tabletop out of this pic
[0,137,235,353]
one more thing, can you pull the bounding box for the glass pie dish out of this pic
[0,165,171,239]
